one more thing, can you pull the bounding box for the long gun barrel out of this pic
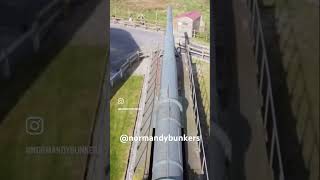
[152,6,184,180]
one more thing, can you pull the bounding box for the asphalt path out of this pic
[110,23,164,75]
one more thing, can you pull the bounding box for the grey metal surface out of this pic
[152,6,183,180]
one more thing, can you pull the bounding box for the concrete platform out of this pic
[180,52,204,179]
[212,0,274,179]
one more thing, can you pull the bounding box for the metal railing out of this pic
[111,16,165,32]
[125,49,162,180]
[185,34,210,180]
[0,0,64,79]
[247,0,285,179]
[110,51,143,87]
[192,58,210,127]
[188,43,210,62]
[178,42,210,63]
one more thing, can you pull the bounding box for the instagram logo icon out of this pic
[26,117,44,135]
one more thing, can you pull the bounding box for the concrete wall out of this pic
[260,0,319,179]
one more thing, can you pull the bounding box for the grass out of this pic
[111,0,210,36]
[191,37,210,46]
[133,165,145,180]
[192,58,210,128]
[110,75,143,180]
[0,45,106,180]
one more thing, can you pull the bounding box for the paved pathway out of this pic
[180,51,203,179]
[110,23,163,74]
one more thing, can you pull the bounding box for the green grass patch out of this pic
[110,75,143,179]
[0,45,106,180]
[111,0,210,33]
[133,165,145,180]
[192,58,210,127]
[191,37,210,46]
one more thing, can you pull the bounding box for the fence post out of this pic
[110,79,114,87]
[202,49,205,59]
[137,51,140,61]
[120,69,124,78]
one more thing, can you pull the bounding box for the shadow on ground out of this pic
[210,0,252,179]
[110,27,141,73]
[110,28,146,98]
